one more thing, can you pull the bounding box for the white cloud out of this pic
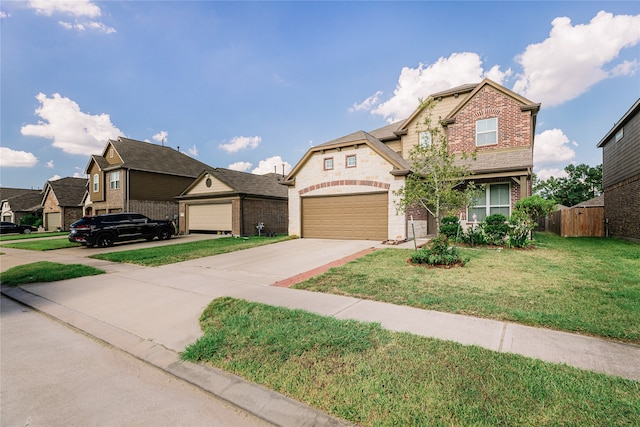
[46,160,54,168]
[49,174,62,181]
[534,129,576,165]
[28,0,115,34]
[28,0,101,17]
[228,161,253,172]
[152,130,168,143]
[219,136,261,153]
[251,156,291,175]
[0,147,38,167]
[349,91,383,112]
[58,20,115,34]
[1,11,10,18]
[369,53,507,123]
[535,168,569,181]
[72,172,85,178]
[187,144,199,157]
[513,11,640,107]
[21,93,123,156]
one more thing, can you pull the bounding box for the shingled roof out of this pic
[1,189,43,212]
[104,137,211,177]
[43,177,88,207]
[204,168,288,198]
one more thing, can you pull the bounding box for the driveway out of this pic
[3,238,377,352]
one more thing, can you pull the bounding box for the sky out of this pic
[1,1,639,190]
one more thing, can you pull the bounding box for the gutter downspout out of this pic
[126,169,130,212]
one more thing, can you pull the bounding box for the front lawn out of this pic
[91,235,295,266]
[1,238,79,251]
[0,261,105,286]
[184,298,639,427]
[0,232,68,242]
[294,233,640,343]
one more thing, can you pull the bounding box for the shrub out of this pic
[462,223,486,246]
[439,215,460,239]
[507,211,534,248]
[482,214,509,245]
[20,214,39,226]
[410,235,467,266]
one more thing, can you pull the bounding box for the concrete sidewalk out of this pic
[2,237,639,425]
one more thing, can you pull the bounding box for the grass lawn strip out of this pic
[90,235,295,266]
[294,233,640,343]
[0,231,67,242]
[0,261,105,286]
[183,298,639,427]
[1,238,78,251]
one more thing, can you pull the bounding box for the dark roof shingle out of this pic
[46,177,88,206]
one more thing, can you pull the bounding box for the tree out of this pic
[534,163,602,207]
[394,99,480,234]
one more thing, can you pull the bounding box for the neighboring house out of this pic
[84,137,211,221]
[41,177,88,231]
[0,188,43,224]
[597,98,640,242]
[177,168,288,236]
[285,78,540,240]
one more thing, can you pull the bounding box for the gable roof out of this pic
[597,98,640,148]
[181,168,288,199]
[43,177,88,207]
[572,194,604,208]
[1,189,43,212]
[87,137,211,178]
[0,187,41,202]
[286,129,410,181]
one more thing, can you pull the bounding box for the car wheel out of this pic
[96,233,114,247]
[158,229,171,240]
[22,228,32,234]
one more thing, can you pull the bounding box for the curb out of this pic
[1,286,355,427]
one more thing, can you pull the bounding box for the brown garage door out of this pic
[302,193,388,240]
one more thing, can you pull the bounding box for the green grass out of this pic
[1,238,79,251]
[183,298,640,427]
[0,231,67,242]
[90,235,296,266]
[0,261,105,286]
[294,233,640,343]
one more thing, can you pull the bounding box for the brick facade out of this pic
[604,173,640,242]
[240,198,288,236]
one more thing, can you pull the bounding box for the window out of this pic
[419,131,432,148]
[324,157,334,170]
[109,148,114,158]
[476,118,498,146]
[110,171,120,190]
[93,173,99,192]
[346,155,356,168]
[468,183,510,221]
[615,128,624,142]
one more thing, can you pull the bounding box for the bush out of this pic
[462,223,486,246]
[507,211,534,248]
[439,215,460,239]
[482,214,509,245]
[20,214,40,226]
[410,235,467,266]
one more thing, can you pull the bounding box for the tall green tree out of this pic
[534,163,602,207]
[394,99,480,234]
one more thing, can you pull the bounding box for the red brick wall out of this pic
[241,198,288,236]
[447,86,533,154]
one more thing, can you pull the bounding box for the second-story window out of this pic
[476,117,498,146]
[93,173,99,192]
[110,171,120,190]
[615,128,624,142]
[346,155,356,168]
[324,157,334,170]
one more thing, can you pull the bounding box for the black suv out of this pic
[69,213,176,247]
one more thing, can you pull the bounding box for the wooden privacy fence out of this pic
[545,207,605,237]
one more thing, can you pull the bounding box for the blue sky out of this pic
[1,1,639,190]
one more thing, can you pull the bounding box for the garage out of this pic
[45,212,61,231]
[302,192,388,240]
[187,203,232,233]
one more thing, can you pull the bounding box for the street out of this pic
[0,296,272,427]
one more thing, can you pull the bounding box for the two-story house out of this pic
[284,78,540,240]
[597,98,640,242]
[85,137,212,221]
